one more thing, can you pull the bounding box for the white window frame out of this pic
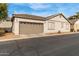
[63,23,69,30]
[61,22,64,28]
[66,23,69,29]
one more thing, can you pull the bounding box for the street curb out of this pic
[0,32,79,42]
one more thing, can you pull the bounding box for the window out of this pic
[66,23,69,29]
[48,22,55,30]
[63,23,69,29]
[48,22,52,30]
[61,22,64,28]
[61,22,67,29]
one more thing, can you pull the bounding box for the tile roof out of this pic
[11,13,70,23]
[46,13,62,19]
[12,14,46,21]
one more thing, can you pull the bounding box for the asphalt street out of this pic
[0,33,79,56]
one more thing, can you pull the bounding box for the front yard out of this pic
[0,33,15,39]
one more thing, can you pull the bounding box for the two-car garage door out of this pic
[19,22,44,35]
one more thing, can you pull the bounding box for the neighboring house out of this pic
[0,21,12,33]
[73,19,79,32]
[68,18,78,32]
[68,19,75,32]
[11,13,70,35]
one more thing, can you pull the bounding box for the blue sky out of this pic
[8,3,79,17]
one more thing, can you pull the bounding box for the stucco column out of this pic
[14,18,19,35]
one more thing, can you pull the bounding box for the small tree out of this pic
[0,3,8,20]
[69,12,79,20]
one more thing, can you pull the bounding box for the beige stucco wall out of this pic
[74,19,79,32]
[44,15,70,33]
[12,18,19,35]
[12,18,44,35]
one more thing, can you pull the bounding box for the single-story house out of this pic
[0,21,12,34]
[11,13,70,35]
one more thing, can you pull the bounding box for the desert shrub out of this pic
[0,28,5,35]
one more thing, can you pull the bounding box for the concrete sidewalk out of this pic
[0,32,79,42]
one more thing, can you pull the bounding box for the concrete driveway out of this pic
[0,33,79,56]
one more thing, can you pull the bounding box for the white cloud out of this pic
[13,11,26,14]
[11,3,26,6]
[28,3,51,10]
[31,12,55,17]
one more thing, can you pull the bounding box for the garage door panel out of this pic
[19,22,43,35]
